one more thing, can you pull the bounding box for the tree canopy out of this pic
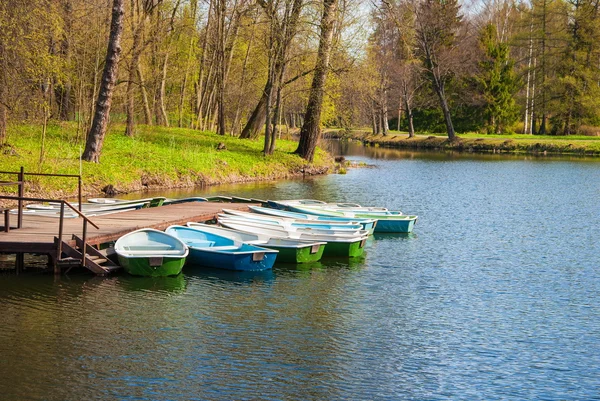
[1,0,599,159]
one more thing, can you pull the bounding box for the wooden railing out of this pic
[0,167,84,227]
[0,167,97,272]
[0,195,100,269]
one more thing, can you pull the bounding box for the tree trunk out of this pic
[431,72,455,140]
[295,0,337,162]
[232,8,258,136]
[216,0,226,135]
[0,40,7,144]
[82,0,125,163]
[404,98,415,138]
[125,14,145,137]
[263,79,273,154]
[55,0,74,121]
[155,53,170,126]
[270,70,285,154]
[240,92,268,138]
[137,64,152,125]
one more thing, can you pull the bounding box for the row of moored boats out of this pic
[112,199,418,277]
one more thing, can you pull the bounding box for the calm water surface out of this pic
[1,142,600,400]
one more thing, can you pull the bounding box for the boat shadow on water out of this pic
[372,232,417,241]
[275,255,368,275]
[183,265,275,284]
[115,273,188,294]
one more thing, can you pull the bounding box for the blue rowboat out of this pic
[248,205,378,234]
[114,229,188,277]
[221,208,365,231]
[165,225,278,271]
[286,205,418,234]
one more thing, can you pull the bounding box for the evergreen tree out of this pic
[477,23,519,134]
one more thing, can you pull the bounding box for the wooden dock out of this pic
[0,202,253,273]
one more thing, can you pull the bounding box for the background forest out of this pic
[1,0,599,161]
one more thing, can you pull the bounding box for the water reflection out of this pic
[115,274,187,294]
[324,138,600,162]
[184,265,275,285]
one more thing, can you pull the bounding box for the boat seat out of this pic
[123,245,175,251]
[185,240,215,248]
[121,250,183,255]
[211,245,239,251]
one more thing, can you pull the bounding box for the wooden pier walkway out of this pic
[0,202,252,272]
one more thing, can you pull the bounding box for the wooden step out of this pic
[56,257,83,268]
[58,238,113,276]
[72,235,121,274]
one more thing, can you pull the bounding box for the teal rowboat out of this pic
[287,205,418,233]
[217,218,367,258]
[187,223,326,264]
[115,228,188,277]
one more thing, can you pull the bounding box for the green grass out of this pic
[0,122,332,197]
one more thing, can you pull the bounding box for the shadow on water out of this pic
[115,273,188,294]
[183,264,275,284]
[372,232,417,241]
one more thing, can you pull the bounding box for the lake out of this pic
[1,141,599,400]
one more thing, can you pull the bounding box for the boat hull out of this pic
[323,238,367,257]
[373,218,416,233]
[269,243,326,263]
[187,245,277,271]
[118,255,186,277]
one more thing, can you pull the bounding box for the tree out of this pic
[124,0,160,137]
[476,23,519,133]
[82,0,125,163]
[258,0,304,154]
[413,0,463,141]
[295,0,338,161]
[548,0,600,134]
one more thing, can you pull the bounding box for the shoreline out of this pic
[328,130,600,156]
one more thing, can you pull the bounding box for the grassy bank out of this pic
[0,122,332,200]
[336,130,600,156]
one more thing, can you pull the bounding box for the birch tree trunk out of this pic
[295,0,337,161]
[82,0,125,163]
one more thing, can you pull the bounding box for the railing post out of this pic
[78,176,82,212]
[18,166,24,228]
[82,219,88,267]
[56,202,64,275]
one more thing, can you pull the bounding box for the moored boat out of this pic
[163,197,208,205]
[217,214,369,237]
[221,208,365,231]
[286,205,417,233]
[267,199,389,212]
[165,225,278,271]
[186,222,326,263]
[217,218,368,258]
[88,197,167,207]
[114,228,188,277]
[248,205,378,234]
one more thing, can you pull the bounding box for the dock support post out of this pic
[15,253,24,273]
